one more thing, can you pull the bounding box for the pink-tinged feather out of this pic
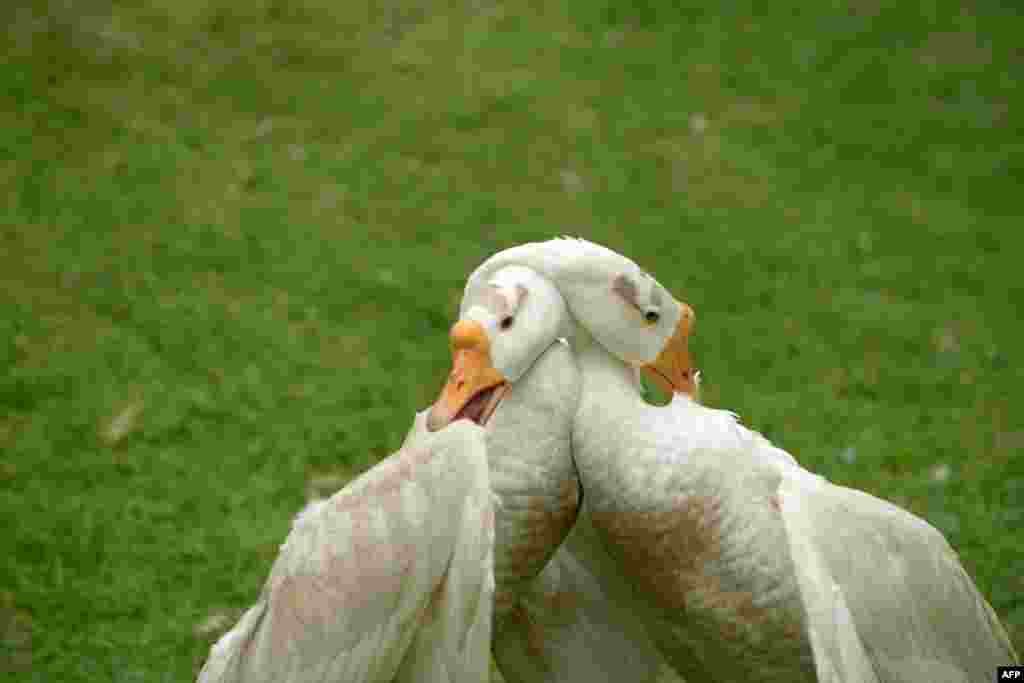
[481,501,495,532]
[197,413,496,682]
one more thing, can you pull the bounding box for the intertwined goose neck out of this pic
[570,322,642,415]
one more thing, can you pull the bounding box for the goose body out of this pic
[570,334,828,681]
[572,330,1016,682]
[198,273,584,682]
[466,238,1018,682]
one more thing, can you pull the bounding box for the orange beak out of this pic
[641,303,698,398]
[426,320,510,432]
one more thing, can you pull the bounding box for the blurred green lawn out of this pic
[2,1,1022,680]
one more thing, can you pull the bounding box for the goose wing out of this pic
[778,464,1018,682]
[197,416,494,683]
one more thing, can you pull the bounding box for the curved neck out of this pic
[570,321,643,419]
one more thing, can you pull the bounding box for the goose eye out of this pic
[644,310,660,324]
[500,315,515,330]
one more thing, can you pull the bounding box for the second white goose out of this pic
[465,238,1018,683]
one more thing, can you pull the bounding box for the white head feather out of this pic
[463,238,687,365]
[460,264,572,383]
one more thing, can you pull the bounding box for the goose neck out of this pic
[571,324,641,421]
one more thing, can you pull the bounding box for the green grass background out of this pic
[2,1,1021,680]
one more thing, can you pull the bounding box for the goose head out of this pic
[463,238,697,397]
[426,265,571,432]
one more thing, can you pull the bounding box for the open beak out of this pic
[426,320,510,432]
[641,303,698,398]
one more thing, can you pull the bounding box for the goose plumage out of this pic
[198,269,584,682]
[466,239,1018,682]
[196,418,495,682]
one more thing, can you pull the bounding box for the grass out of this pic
[1,1,1021,680]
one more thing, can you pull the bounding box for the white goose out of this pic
[197,269,580,682]
[465,238,1019,683]
[197,265,678,682]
